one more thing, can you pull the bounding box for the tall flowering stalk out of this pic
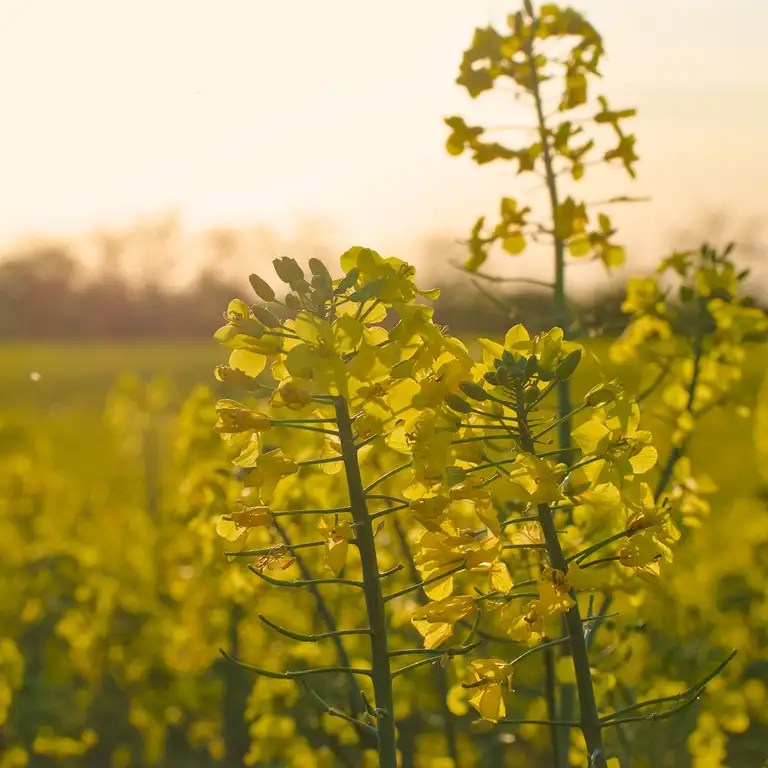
[212,247,736,767]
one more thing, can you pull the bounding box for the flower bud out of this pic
[556,349,582,381]
[249,274,277,302]
[459,380,489,402]
[444,393,473,414]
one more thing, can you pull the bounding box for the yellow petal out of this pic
[469,684,506,723]
[489,562,513,593]
[325,537,349,576]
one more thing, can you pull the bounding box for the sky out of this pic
[0,0,766,288]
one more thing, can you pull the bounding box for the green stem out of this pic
[384,563,465,603]
[302,683,378,737]
[219,651,372,680]
[517,375,606,766]
[272,505,352,518]
[535,502,606,766]
[258,614,371,643]
[568,530,630,564]
[526,21,577,760]
[532,404,588,442]
[334,395,399,768]
[248,565,363,589]
[496,718,581,728]
[601,650,736,724]
[653,299,705,503]
[365,461,413,493]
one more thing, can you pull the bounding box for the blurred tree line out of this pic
[0,212,763,341]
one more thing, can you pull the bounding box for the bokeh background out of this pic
[1,1,767,767]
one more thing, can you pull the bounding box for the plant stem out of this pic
[526,20,578,758]
[654,298,705,503]
[517,376,606,766]
[526,37,573,465]
[536,502,607,767]
[334,395,398,768]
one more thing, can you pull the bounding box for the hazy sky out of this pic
[0,0,766,285]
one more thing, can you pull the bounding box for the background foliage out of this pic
[2,2,768,767]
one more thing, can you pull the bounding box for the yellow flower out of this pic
[537,567,576,616]
[270,379,313,410]
[464,536,513,593]
[413,530,476,600]
[317,516,353,576]
[466,658,511,722]
[241,449,298,503]
[412,595,476,649]
[213,400,272,434]
[504,600,546,646]
[215,503,274,543]
[619,531,663,572]
[408,495,451,534]
[507,453,566,505]
[566,561,609,591]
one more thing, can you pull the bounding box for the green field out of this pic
[2,339,766,502]
[2,339,768,767]
[0,342,227,410]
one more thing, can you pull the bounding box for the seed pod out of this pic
[459,380,489,402]
[556,349,582,381]
[444,393,473,414]
[249,274,277,303]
